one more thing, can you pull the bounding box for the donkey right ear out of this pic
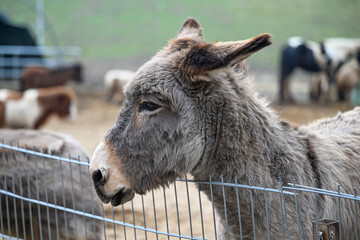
[176,17,203,40]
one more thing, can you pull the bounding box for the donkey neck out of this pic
[189,82,315,239]
[190,81,309,187]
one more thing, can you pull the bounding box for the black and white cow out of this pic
[279,37,360,103]
[279,37,327,103]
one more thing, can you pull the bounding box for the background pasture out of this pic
[1,0,359,70]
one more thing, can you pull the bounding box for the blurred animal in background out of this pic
[310,49,360,103]
[279,37,327,103]
[20,63,83,91]
[0,86,77,129]
[279,36,360,103]
[104,69,135,104]
[0,129,104,240]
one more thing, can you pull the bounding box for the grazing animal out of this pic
[279,37,327,103]
[0,129,103,240]
[279,37,360,103]
[310,51,360,103]
[337,58,360,101]
[20,63,83,91]
[104,69,135,103]
[0,86,77,129]
[90,18,360,239]
[0,89,23,101]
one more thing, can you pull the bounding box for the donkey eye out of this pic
[139,102,161,113]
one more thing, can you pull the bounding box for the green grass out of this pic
[1,0,359,70]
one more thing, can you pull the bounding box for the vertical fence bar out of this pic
[354,188,359,240]
[294,194,303,240]
[235,177,243,240]
[15,143,26,239]
[221,176,230,240]
[278,179,285,240]
[0,140,6,237]
[314,180,319,240]
[173,181,181,240]
[0,143,5,237]
[25,146,34,240]
[86,157,98,240]
[77,156,87,240]
[197,183,205,239]
[131,200,137,239]
[263,180,271,240]
[162,188,170,240]
[34,147,43,240]
[293,180,304,240]
[141,195,148,240]
[68,154,78,240]
[9,143,19,238]
[111,207,117,240]
[249,178,256,240]
[151,190,158,240]
[209,177,218,240]
[121,205,127,240]
[100,201,107,240]
[185,175,193,238]
[51,153,60,240]
[42,149,51,240]
[3,142,11,238]
[338,185,342,240]
[59,153,69,240]
[281,182,291,240]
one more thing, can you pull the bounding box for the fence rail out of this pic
[0,45,81,80]
[0,142,359,240]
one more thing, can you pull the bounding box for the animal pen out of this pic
[0,142,359,240]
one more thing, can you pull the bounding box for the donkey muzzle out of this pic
[90,139,135,206]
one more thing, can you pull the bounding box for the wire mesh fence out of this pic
[0,142,359,240]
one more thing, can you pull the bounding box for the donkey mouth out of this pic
[96,187,135,206]
[110,188,135,206]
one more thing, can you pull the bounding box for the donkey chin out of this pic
[89,140,135,206]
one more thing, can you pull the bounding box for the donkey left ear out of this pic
[180,33,272,79]
[176,17,203,40]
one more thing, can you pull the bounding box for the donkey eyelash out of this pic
[138,101,161,113]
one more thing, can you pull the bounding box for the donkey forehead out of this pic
[129,58,179,93]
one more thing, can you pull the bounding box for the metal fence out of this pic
[0,45,82,80]
[0,142,359,240]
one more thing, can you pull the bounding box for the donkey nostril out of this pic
[92,169,106,187]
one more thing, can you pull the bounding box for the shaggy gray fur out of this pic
[1,129,103,240]
[98,18,360,239]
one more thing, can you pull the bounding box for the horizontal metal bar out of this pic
[0,189,210,240]
[284,185,360,201]
[0,233,23,240]
[176,178,297,196]
[287,183,358,197]
[0,143,89,166]
[0,46,81,55]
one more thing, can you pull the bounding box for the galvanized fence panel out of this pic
[0,142,359,240]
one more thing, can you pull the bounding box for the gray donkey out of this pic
[90,18,360,239]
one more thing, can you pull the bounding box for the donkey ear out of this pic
[180,33,272,78]
[176,17,203,40]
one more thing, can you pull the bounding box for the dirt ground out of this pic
[37,85,354,240]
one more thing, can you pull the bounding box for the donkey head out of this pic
[90,18,271,206]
